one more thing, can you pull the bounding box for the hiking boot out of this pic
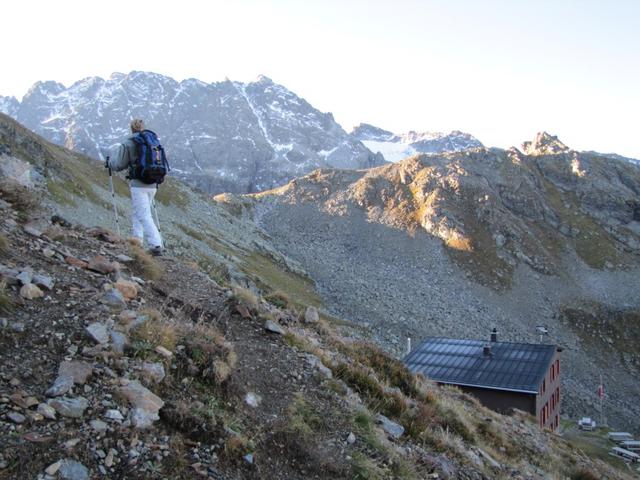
[149,246,164,257]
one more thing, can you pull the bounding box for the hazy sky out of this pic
[2,0,639,158]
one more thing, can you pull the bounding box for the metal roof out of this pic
[403,337,557,394]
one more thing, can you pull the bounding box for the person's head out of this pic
[130,119,145,133]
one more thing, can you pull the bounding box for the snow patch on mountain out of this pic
[351,123,483,162]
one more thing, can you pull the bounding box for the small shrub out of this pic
[570,468,600,480]
[286,393,325,438]
[128,241,163,281]
[182,335,237,385]
[232,286,259,310]
[264,290,291,309]
[348,342,420,398]
[224,435,251,459]
[129,309,177,352]
[350,452,385,480]
[0,179,42,219]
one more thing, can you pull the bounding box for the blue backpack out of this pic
[130,130,170,185]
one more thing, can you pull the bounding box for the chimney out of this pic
[483,344,492,357]
[490,328,498,342]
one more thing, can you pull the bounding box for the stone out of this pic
[16,270,33,285]
[45,460,62,475]
[47,397,89,418]
[115,254,133,263]
[244,392,262,408]
[58,459,89,480]
[37,403,57,419]
[86,323,110,344]
[347,432,356,444]
[117,380,164,429]
[20,283,44,299]
[118,310,138,325]
[376,414,405,439]
[23,222,43,237]
[104,449,115,467]
[7,411,26,423]
[141,362,165,384]
[42,248,56,258]
[131,407,160,429]
[114,278,138,300]
[115,278,138,300]
[110,331,129,355]
[305,354,332,379]
[90,419,108,432]
[236,304,252,319]
[118,380,163,412]
[304,306,320,324]
[59,361,93,385]
[46,375,74,397]
[65,256,89,269]
[243,453,254,464]
[32,273,54,290]
[105,409,124,421]
[102,289,127,309]
[264,320,285,335]
[87,255,119,275]
[155,345,173,358]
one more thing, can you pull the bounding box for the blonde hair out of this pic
[130,119,145,133]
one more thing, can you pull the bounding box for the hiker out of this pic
[108,119,165,256]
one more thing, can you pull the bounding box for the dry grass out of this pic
[180,323,237,385]
[0,233,9,255]
[232,286,259,310]
[264,290,291,309]
[128,241,164,281]
[0,282,14,314]
[129,308,178,352]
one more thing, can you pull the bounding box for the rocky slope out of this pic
[249,132,640,432]
[2,115,636,479]
[351,123,483,162]
[0,72,385,194]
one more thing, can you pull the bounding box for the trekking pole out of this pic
[105,156,121,236]
[151,193,163,247]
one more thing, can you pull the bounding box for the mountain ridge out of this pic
[248,134,640,433]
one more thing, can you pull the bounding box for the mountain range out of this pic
[0,72,485,195]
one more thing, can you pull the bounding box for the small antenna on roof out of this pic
[536,325,549,343]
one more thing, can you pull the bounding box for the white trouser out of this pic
[131,187,162,248]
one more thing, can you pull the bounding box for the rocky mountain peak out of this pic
[521,131,570,155]
[1,71,383,195]
[350,123,396,142]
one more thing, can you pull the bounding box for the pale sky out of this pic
[2,0,639,158]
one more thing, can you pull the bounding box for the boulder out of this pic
[114,278,138,300]
[47,397,89,418]
[304,306,320,323]
[20,283,43,299]
[58,361,93,385]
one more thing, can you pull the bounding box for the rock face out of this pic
[351,123,483,162]
[0,72,385,194]
[252,134,640,430]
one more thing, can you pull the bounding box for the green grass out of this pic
[544,181,624,269]
[241,252,321,310]
[177,222,207,242]
[286,393,326,438]
[155,179,190,210]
